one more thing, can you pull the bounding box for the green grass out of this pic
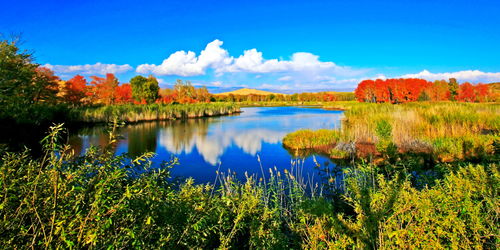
[0,124,497,248]
[69,103,241,123]
[285,102,499,163]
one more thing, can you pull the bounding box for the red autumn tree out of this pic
[89,73,119,105]
[355,80,377,102]
[457,82,476,102]
[474,83,490,102]
[64,75,87,104]
[115,83,133,104]
[355,78,434,103]
[397,78,432,103]
[322,93,336,102]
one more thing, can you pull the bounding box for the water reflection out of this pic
[70,106,344,183]
[159,124,285,165]
[128,122,158,157]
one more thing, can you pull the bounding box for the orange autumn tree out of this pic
[354,79,377,102]
[457,82,476,102]
[88,73,119,104]
[355,78,433,103]
[115,83,133,104]
[473,83,491,102]
[63,75,87,104]
[355,78,492,103]
[457,82,491,102]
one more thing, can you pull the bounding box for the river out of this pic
[69,106,344,184]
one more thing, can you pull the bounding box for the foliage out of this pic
[299,163,499,249]
[379,164,499,249]
[0,38,38,106]
[130,75,160,104]
[115,83,133,104]
[60,75,87,104]
[87,73,119,105]
[158,79,211,104]
[1,125,497,248]
[355,78,493,103]
[0,39,62,123]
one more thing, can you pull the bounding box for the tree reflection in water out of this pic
[70,107,344,183]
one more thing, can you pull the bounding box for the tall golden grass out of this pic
[69,103,240,123]
[284,102,499,162]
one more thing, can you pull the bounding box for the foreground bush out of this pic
[1,124,498,248]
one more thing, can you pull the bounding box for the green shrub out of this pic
[375,119,392,140]
[1,124,497,248]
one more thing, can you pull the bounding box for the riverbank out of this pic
[0,103,240,154]
[68,103,241,123]
[238,101,326,107]
[283,102,499,164]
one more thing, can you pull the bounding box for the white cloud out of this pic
[43,63,133,75]
[221,49,288,73]
[278,76,292,81]
[211,81,223,86]
[136,39,233,76]
[400,70,500,82]
[136,39,366,78]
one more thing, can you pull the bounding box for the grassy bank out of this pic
[69,103,241,123]
[238,101,327,107]
[284,102,499,163]
[0,125,497,248]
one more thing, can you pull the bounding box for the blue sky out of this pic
[2,0,499,92]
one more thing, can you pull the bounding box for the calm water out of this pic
[69,106,344,183]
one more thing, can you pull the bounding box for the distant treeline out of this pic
[355,78,497,103]
[212,92,356,102]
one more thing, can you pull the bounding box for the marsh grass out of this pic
[285,102,499,163]
[282,129,341,150]
[70,103,241,123]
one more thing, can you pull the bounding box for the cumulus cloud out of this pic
[136,39,365,78]
[136,39,233,76]
[221,49,287,73]
[400,70,500,83]
[43,63,133,75]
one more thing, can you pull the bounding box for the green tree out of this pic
[0,38,61,122]
[130,75,159,104]
[0,39,38,106]
[448,78,459,101]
